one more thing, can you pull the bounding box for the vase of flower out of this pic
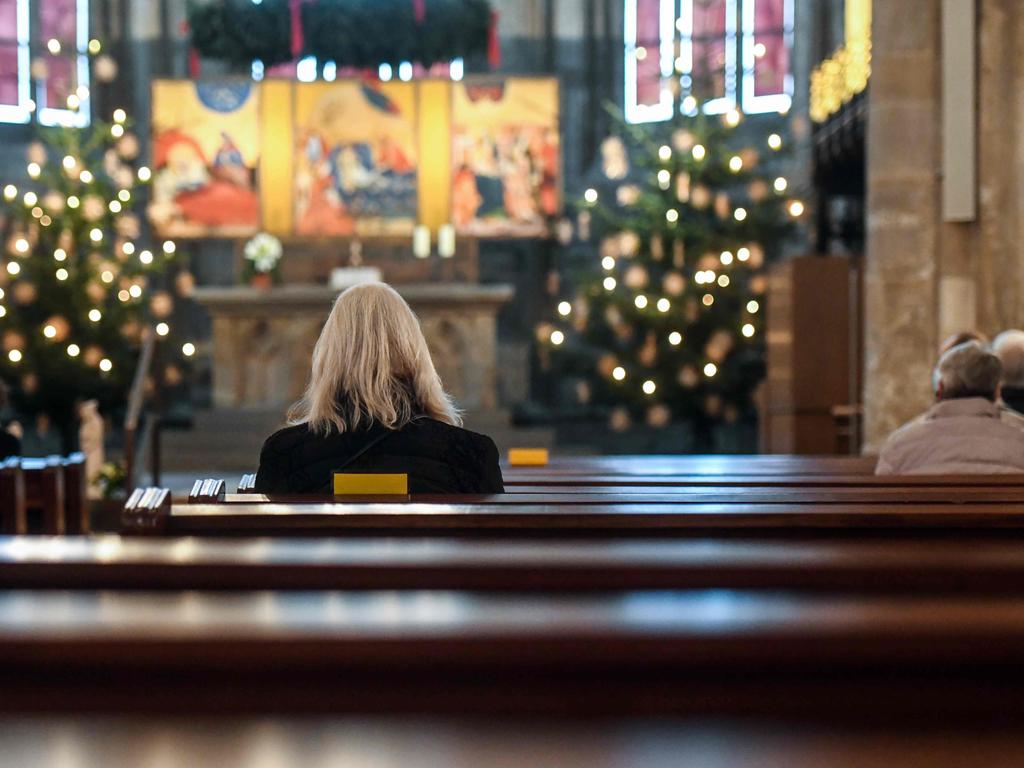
[249,271,273,290]
[242,232,283,289]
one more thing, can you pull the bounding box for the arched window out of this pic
[625,0,793,123]
[0,0,90,126]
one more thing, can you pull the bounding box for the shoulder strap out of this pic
[335,424,396,473]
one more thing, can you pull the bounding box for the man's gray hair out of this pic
[993,330,1024,387]
[933,341,1003,400]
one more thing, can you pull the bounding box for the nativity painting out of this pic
[149,80,261,237]
[294,81,418,237]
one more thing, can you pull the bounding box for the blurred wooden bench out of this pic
[2,716,1023,767]
[0,454,87,535]
[124,491,1024,538]
[5,587,1024,718]
[501,454,880,475]
[7,535,1024,594]
[203,483,1024,506]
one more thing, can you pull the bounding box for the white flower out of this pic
[244,233,283,273]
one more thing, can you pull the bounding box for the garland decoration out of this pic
[187,0,493,70]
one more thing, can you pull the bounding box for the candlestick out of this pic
[412,225,431,259]
[438,224,456,258]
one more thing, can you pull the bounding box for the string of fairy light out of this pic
[547,104,803,403]
[0,37,196,376]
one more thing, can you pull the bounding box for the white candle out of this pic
[413,225,431,259]
[438,224,456,258]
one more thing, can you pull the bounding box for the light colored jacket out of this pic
[876,397,1024,475]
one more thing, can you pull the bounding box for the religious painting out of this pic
[149,80,261,237]
[451,78,560,237]
[293,81,418,236]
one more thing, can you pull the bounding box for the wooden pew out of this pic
[503,454,880,475]
[61,453,88,535]
[21,456,65,535]
[1,454,89,535]
[503,472,1024,487]
[0,458,26,534]
[123,490,1024,538]
[5,587,1024,718]
[201,473,1024,507]
[9,535,1024,593]
[4,716,1024,767]
[207,486,1024,505]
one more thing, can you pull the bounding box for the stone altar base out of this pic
[192,284,514,412]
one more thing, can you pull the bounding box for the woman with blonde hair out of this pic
[255,282,503,494]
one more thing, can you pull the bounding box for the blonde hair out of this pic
[289,282,461,434]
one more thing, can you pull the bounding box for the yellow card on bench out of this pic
[508,448,549,467]
[333,473,408,495]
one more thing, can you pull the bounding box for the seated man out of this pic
[993,329,1024,416]
[876,341,1024,475]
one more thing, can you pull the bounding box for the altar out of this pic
[193,284,514,412]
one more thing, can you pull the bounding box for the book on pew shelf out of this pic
[508,448,549,467]
[333,473,408,496]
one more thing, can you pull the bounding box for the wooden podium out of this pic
[761,256,862,454]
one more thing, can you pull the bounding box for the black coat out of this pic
[1003,387,1024,417]
[0,430,19,461]
[255,418,504,495]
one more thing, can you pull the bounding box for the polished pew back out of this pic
[5,587,1024,718]
[124,490,1024,538]
[8,535,1024,594]
[0,454,87,535]
[0,458,26,534]
[504,454,880,475]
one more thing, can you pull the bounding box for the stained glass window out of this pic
[0,0,89,126]
[625,0,793,123]
[741,0,794,113]
[624,0,676,124]
[0,0,30,123]
[37,0,89,126]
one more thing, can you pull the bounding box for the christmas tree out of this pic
[0,41,188,443]
[540,101,800,443]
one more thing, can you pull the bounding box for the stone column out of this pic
[863,0,943,450]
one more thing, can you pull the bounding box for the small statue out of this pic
[78,399,105,498]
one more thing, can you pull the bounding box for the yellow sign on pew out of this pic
[508,448,550,467]
[333,473,409,496]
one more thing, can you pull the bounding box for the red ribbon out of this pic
[290,0,305,58]
[413,0,425,23]
[488,10,501,69]
[179,20,201,78]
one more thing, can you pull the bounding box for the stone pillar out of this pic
[864,0,1024,450]
[863,0,942,450]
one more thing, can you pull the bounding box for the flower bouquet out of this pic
[242,232,283,289]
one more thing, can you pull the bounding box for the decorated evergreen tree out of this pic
[539,102,801,443]
[0,43,187,441]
